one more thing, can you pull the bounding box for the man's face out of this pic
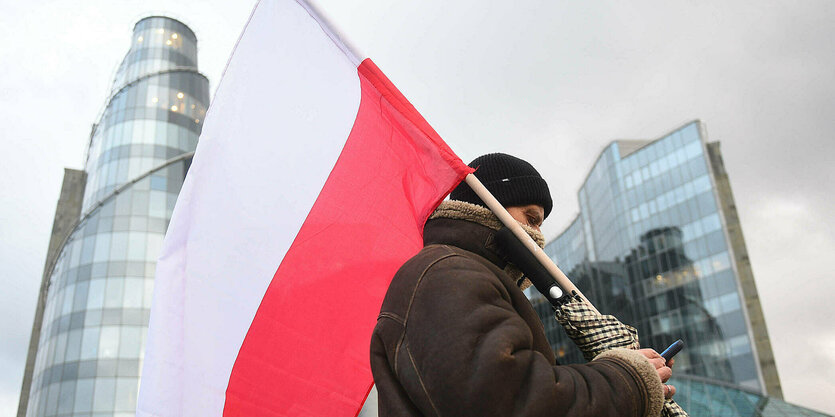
[506,204,545,232]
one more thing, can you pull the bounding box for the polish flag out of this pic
[135,1,472,416]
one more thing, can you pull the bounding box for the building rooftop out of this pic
[616,139,652,158]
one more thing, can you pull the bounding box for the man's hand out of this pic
[637,348,676,399]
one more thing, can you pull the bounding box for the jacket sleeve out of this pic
[396,255,665,417]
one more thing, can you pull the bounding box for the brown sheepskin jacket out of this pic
[370,202,665,416]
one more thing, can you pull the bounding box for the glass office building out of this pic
[534,121,782,398]
[668,375,829,416]
[18,17,209,417]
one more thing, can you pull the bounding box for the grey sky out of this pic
[1,0,833,415]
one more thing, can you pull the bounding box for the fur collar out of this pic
[429,200,546,291]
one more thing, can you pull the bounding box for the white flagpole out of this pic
[465,174,601,314]
[296,0,367,65]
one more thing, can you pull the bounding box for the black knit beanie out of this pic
[450,153,553,219]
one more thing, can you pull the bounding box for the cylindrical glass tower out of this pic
[24,17,209,417]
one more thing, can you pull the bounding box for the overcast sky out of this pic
[1,0,834,415]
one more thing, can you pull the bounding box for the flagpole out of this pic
[464,174,601,314]
[296,0,366,66]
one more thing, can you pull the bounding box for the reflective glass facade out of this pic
[669,375,830,416]
[22,17,208,417]
[535,121,780,395]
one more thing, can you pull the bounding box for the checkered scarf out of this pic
[554,294,688,417]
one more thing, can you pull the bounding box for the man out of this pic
[370,153,673,416]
